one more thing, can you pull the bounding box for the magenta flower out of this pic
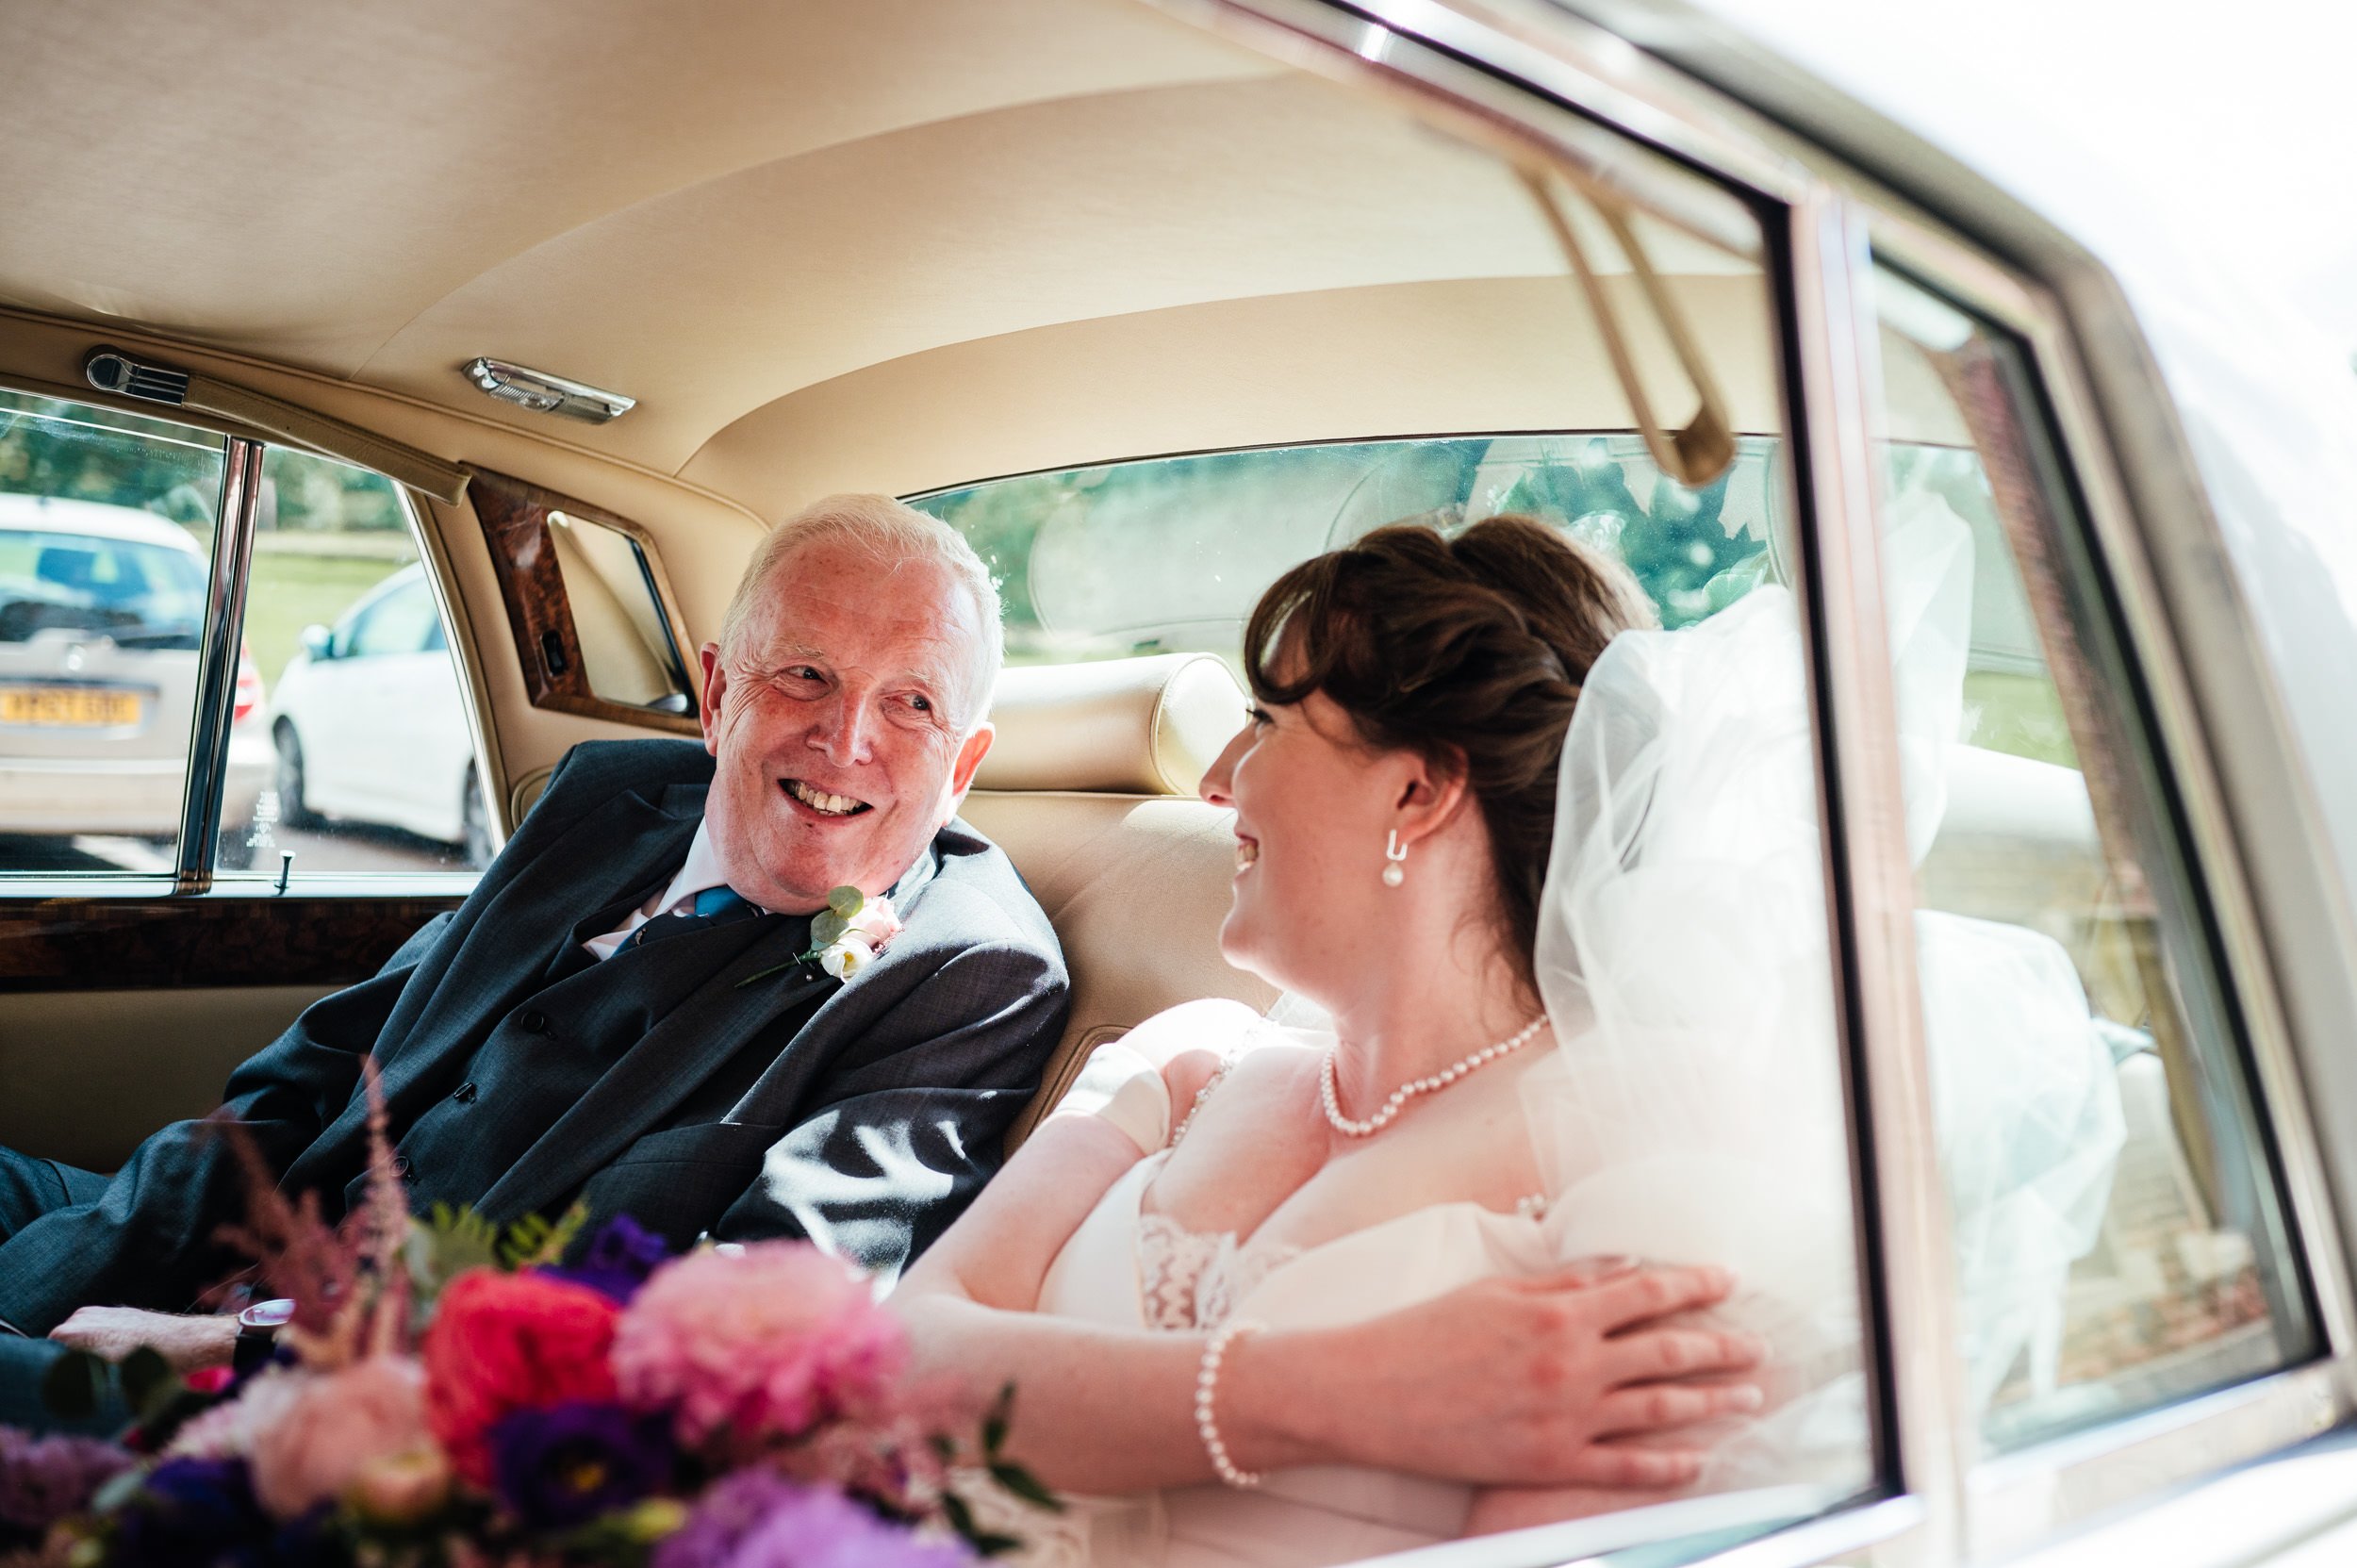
[613,1245,905,1451]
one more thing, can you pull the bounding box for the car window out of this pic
[344,578,440,659]
[910,434,1786,668]
[223,447,492,876]
[0,388,225,876]
[1868,263,2316,1455]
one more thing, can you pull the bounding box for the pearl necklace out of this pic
[1319,1016,1549,1137]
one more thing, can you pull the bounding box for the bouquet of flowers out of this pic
[0,1093,1052,1568]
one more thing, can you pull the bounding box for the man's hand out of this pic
[1229,1263,1764,1489]
[49,1306,239,1374]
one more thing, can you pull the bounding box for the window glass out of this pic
[223,447,490,875]
[911,434,1786,668]
[1869,264,2313,1453]
[547,508,694,715]
[0,388,224,875]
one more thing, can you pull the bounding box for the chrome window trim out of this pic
[173,436,264,892]
[0,872,478,901]
[1965,1363,2340,1561]
[398,487,509,852]
[1778,185,1968,1560]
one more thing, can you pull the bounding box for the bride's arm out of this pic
[895,1117,1768,1496]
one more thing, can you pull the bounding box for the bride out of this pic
[893,516,1807,1565]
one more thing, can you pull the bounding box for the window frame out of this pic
[1146,0,2357,1561]
[0,387,499,902]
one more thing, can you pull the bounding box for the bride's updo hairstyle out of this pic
[1243,516,1655,983]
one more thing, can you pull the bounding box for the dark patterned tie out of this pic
[623,884,760,951]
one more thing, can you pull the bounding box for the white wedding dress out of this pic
[1013,1035,1569,1567]
[1001,486,2120,1567]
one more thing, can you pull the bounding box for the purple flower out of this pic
[653,1470,969,1568]
[489,1400,674,1529]
[536,1215,675,1305]
[108,1458,277,1568]
[0,1425,136,1535]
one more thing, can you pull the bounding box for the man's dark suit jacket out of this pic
[0,739,1068,1334]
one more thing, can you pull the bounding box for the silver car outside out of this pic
[0,494,269,849]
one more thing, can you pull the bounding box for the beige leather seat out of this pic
[963,653,1277,1149]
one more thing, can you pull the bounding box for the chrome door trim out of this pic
[1778,187,1965,1566]
[1966,1363,2342,1561]
[173,436,264,892]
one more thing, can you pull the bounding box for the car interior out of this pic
[0,0,2299,1535]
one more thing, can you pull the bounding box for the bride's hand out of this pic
[1229,1263,1764,1488]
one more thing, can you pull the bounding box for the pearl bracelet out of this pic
[1195,1316,1267,1489]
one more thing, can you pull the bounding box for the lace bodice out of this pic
[1129,1054,1542,1330]
[1135,1153,1305,1329]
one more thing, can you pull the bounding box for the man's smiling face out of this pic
[698,534,994,914]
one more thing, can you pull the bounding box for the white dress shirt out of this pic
[582,820,763,960]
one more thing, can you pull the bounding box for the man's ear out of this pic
[943,721,995,819]
[698,642,727,757]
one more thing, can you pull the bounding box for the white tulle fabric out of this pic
[1526,480,2124,1493]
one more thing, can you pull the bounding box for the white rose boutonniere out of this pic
[738,885,903,988]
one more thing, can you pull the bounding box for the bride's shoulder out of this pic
[1121,999,1317,1109]
[1118,998,1264,1068]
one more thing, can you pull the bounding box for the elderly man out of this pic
[0,494,1067,1411]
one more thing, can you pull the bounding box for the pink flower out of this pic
[248,1357,432,1519]
[844,898,901,945]
[165,1365,309,1461]
[612,1245,905,1452]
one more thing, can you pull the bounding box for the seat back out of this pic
[962,653,1277,1149]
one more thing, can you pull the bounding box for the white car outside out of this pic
[267,562,486,866]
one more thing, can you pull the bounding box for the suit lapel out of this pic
[474,923,838,1223]
[465,821,949,1223]
[332,785,703,1151]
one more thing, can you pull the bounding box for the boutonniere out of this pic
[738,885,902,987]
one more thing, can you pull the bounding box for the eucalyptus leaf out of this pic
[827,885,865,917]
[40,1347,102,1419]
[119,1345,173,1417]
[989,1461,1063,1512]
[981,1381,1016,1457]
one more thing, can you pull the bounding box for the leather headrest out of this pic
[974,652,1246,797]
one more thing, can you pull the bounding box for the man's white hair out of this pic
[719,492,1002,730]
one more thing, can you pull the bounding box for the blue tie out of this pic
[624,885,758,951]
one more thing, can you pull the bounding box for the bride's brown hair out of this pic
[1243,516,1656,984]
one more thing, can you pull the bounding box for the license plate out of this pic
[0,687,142,727]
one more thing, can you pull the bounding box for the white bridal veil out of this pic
[1523,483,2126,1491]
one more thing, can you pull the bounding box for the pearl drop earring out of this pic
[1382,830,1409,887]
